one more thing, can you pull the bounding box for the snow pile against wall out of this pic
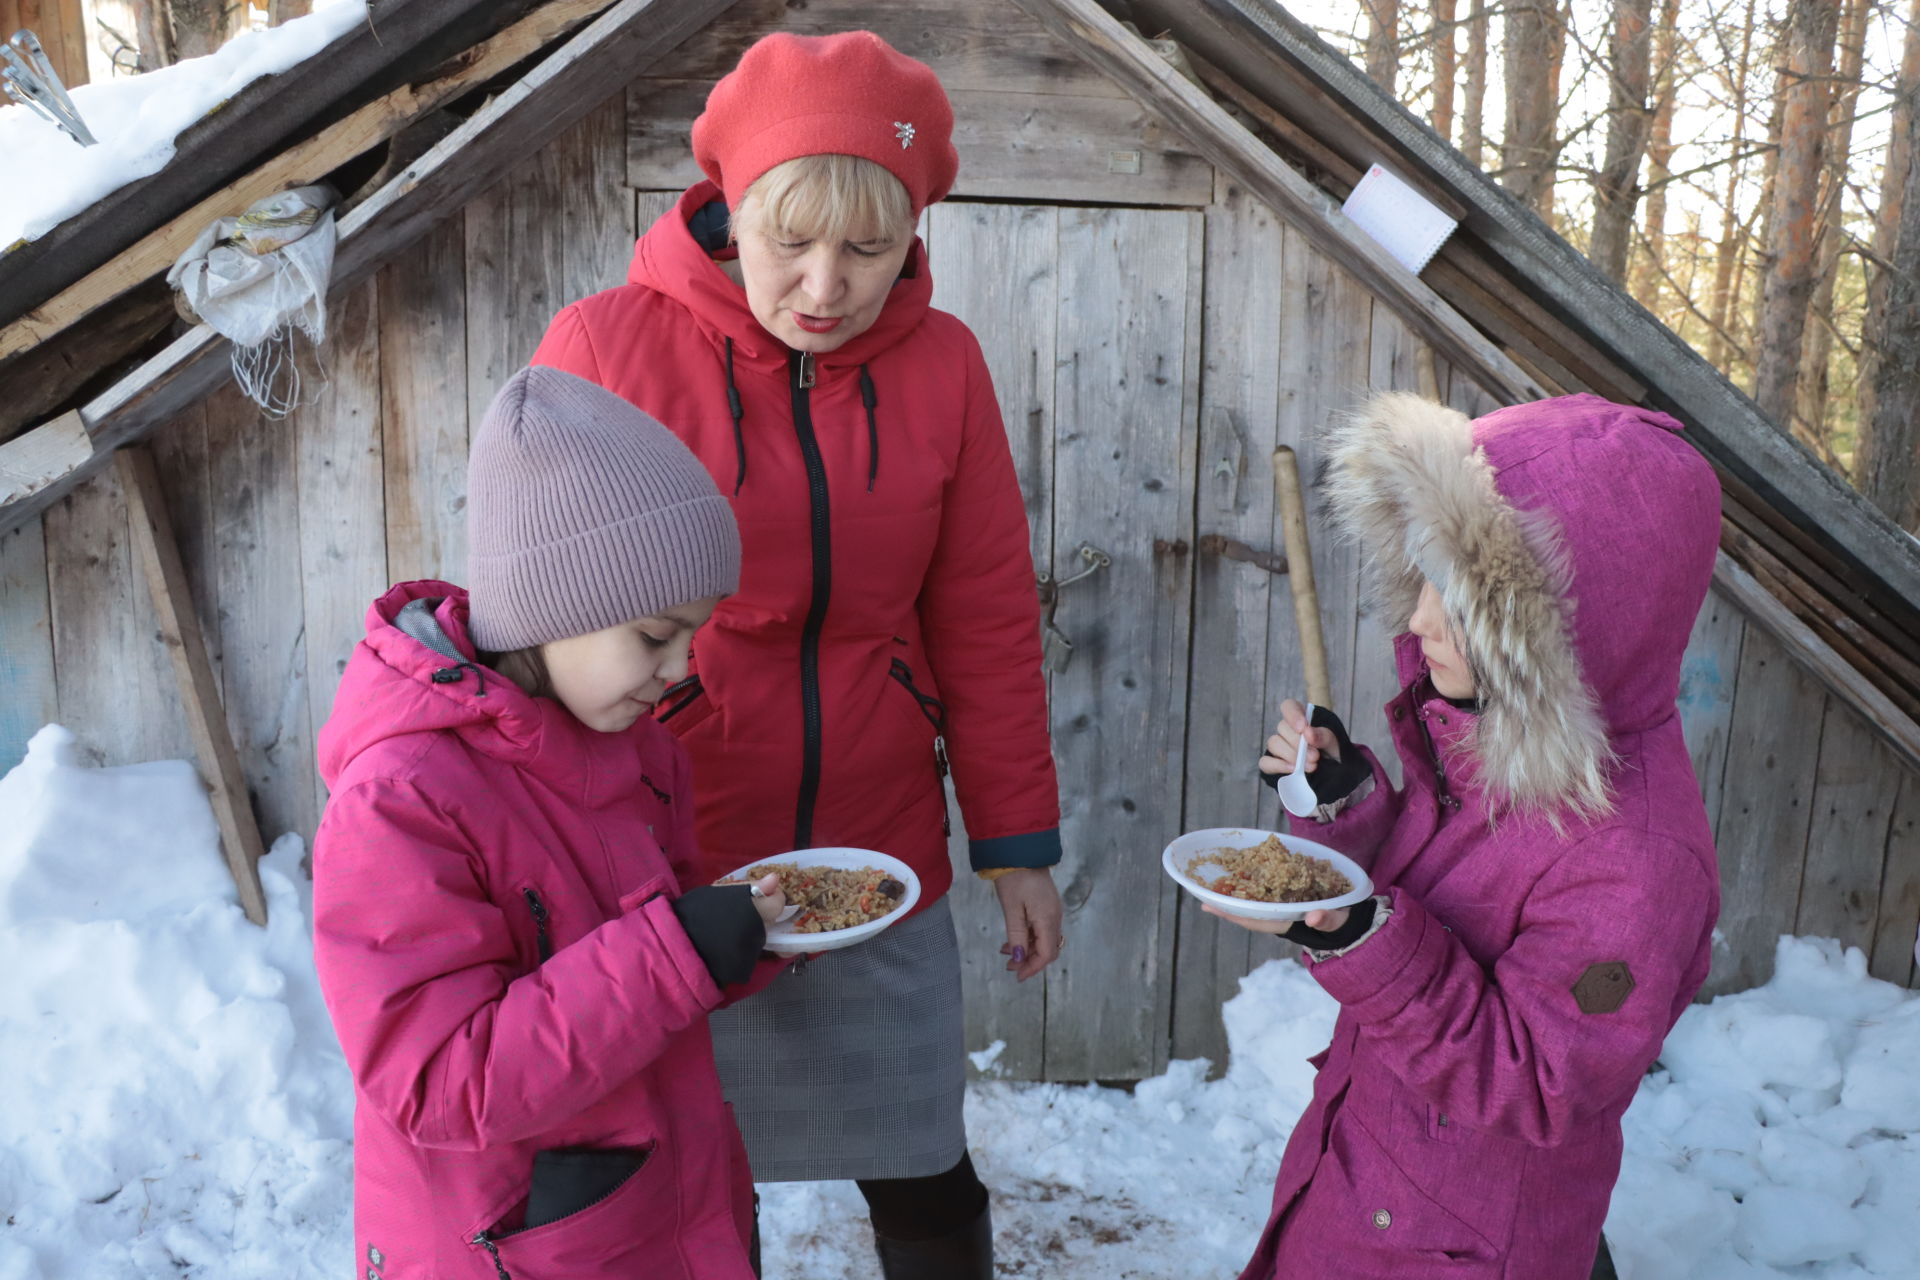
[1611,936,1920,1279]
[0,0,368,252]
[0,726,351,1280]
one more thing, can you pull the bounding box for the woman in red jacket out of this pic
[532,31,1062,1277]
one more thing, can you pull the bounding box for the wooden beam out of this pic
[1005,0,1545,405]
[0,409,90,505]
[0,0,555,325]
[115,445,270,925]
[0,0,620,361]
[1178,0,1920,614]
[1713,550,1920,775]
[0,0,730,536]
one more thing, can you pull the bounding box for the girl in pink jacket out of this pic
[313,366,784,1280]
[1211,393,1723,1280]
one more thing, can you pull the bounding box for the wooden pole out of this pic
[1273,446,1332,708]
[116,444,270,925]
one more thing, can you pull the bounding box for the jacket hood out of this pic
[1325,392,1720,823]
[627,181,934,373]
[317,581,557,788]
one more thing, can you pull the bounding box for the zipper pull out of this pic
[472,1232,513,1280]
[796,351,816,389]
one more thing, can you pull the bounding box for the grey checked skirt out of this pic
[708,895,968,1182]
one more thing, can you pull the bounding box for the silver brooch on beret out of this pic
[894,121,915,149]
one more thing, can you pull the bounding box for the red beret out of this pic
[691,31,959,215]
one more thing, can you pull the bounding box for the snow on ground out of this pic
[0,0,367,252]
[1,727,1916,1278]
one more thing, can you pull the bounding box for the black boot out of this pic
[872,1200,993,1280]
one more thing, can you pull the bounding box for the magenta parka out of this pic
[313,582,757,1280]
[1242,394,1723,1280]
[530,182,1061,904]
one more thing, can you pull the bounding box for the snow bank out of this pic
[0,726,351,1279]
[1610,936,1920,1280]
[0,0,367,252]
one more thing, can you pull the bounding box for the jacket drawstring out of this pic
[860,365,879,492]
[724,337,747,495]
[723,347,879,494]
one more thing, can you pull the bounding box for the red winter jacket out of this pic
[313,583,757,1280]
[532,182,1060,903]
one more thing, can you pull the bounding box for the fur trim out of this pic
[1324,392,1614,824]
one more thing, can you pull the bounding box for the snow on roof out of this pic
[0,0,368,254]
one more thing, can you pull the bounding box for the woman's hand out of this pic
[1258,698,1343,783]
[1200,904,1349,936]
[748,872,787,926]
[994,869,1063,982]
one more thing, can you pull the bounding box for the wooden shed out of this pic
[3,0,1917,1083]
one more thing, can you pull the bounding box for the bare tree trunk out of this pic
[1795,0,1871,443]
[1463,0,1489,165]
[167,0,234,58]
[270,0,311,20]
[1635,0,1682,304]
[1861,0,1920,433]
[1432,0,1458,142]
[132,0,174,68]
[1590,0,1656,281]
[1751,0,1841,429]
[1503,0,1562,215]
[1707,0,1762,370]
[1862,92,1920,530]
[1365,0,1400,92]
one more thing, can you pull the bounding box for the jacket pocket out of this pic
[1304,1109,1502,1275]
[525,1145,656,1230]
[888,657,951,836]
[469,1140,674,1279]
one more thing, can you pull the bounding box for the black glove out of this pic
[1259,704,1371,804]
[670,885,766,986]
[1282,894,1378,952]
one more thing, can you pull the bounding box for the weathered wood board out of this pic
[928,200,1058,1080]
[0,516,57,772]
[1040,204,1201,1081]
[1679,584,1748,838]
[1706,627,1828,996]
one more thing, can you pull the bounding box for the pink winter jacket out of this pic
[313,582,757,1280]
[1242,395,1723,1280]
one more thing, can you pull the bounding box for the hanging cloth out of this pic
[166,184,337,416]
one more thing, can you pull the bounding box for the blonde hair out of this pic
[732,154,914,245]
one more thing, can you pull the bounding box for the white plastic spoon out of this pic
[1276,702,1321,819]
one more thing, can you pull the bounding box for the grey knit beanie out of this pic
[467,366,740,651]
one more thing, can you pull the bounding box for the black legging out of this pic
[856,1152,989,1241]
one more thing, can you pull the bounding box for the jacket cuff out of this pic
[1307,889,1440,1023]
[969,827,1062,872]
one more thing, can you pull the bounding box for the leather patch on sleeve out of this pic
[1571,962,1635,1014]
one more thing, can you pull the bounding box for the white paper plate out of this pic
[718,848,921,955]
[1161,828,1372,922]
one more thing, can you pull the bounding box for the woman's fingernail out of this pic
[1011,946,1027,964]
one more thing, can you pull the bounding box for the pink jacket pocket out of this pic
[468,1142,679,1279]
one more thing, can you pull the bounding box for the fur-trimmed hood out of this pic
[1325,392,1720,822]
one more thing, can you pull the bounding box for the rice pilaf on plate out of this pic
[724,862,908,933]
[1199,835,1352,904]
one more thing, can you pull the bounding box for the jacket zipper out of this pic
[658,673,705,724]
[889,658,952,837]
[789,349,831,849]
[1414,699,1461,811]
[523,888,553,963]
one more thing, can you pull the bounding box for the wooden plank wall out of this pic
[2,0,1916,1085]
